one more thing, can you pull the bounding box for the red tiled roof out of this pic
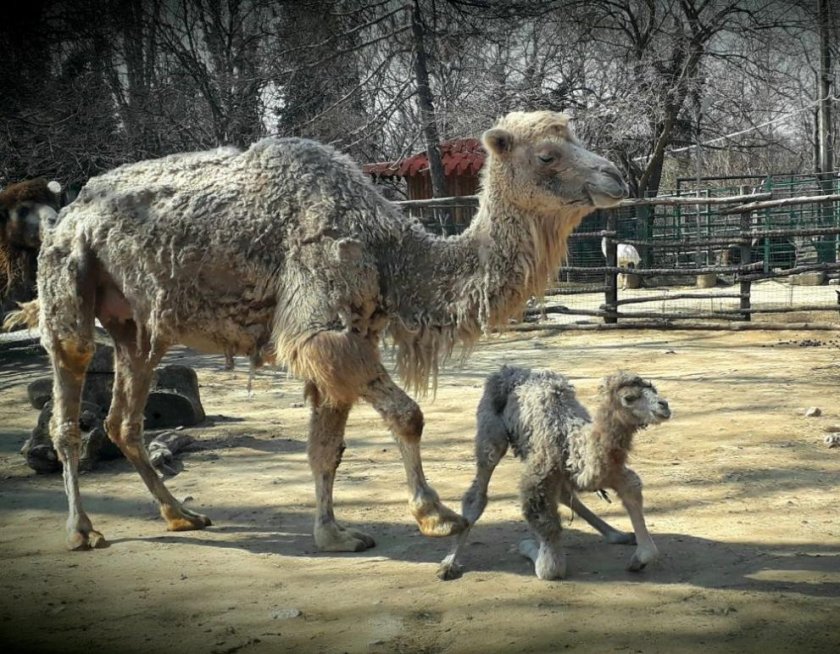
[363,138,485,178]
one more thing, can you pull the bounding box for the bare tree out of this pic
[0,1,123,187]
[411,0,447,198]
[0,0,834,199]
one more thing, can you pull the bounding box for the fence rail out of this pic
[398,171,840,329]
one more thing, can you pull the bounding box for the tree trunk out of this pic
[411,1,446,199]
[637,115,674,198]
[817,0,834,179]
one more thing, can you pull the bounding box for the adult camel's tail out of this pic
[2,299,40,331]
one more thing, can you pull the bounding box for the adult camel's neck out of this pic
[385,185,591,392]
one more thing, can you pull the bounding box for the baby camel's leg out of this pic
[519,474,566,580]
[612,467,658,571]
[560,491,636,545]
[438,413,509,580]
[105,332,210,531]
[362,373,466,539]
[307,391,374,552]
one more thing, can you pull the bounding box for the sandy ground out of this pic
[1,328,839,654]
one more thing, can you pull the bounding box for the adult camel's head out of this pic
[481,111,627,214]
[0,178,63,252]
[0,178,62,292]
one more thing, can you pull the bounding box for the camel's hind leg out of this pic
[47,338,106,550]
[39,247,104,550]
[104,323,210,531]
[438,409,509,580]
[519,474,566,580]
[362,373,467,539]
[306,384,374,552]
[560,491,636,545]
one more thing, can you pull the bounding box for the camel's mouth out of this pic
[588,193,623,209]
[641,400,672,425]
[651,406,672,423]
[585,185,628,209]
[583,164,628,208]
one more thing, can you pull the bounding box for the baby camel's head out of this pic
[599,372,671,428]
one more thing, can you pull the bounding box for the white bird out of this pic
[602,237,641,290]
[601,237,641,269]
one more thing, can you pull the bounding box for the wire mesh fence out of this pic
[399,172,840,328]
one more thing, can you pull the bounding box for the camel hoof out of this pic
[163,506,212,532]
[627,542,658,572]
[535,565,566,581]
[314,525,376,552]
[345,528,376,550]
[627,549,656,572]
[67,529,108,551]
[627,558,647,572]
[519,539,566,580]
[413,503,468,538]
[605,531,636,546]
[437,561,463,581]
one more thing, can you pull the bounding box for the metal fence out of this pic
[397,172,840,329]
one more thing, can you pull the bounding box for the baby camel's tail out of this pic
[2,299,41,331]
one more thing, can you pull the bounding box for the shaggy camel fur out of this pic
[439,367,670,581]
[19,110,627,552]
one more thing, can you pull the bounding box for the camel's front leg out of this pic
[363,374,466,538]
[307,394,375,552]
[438,410,509,580]
[437,462,493,580]
[613,468,658,571]
[106,340,211,532]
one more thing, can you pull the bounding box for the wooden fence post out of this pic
[604,210,618,324]
[739,209,752,321]
[639,204,653,268]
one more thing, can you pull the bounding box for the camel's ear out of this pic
[482,128,514,158]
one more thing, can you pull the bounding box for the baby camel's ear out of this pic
[596,378,610,397]
[482,128,514,158]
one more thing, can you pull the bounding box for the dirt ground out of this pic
[1,328,838,654]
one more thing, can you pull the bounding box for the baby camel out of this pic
[439,367,670,581]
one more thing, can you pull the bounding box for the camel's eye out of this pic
[16,206,29,218]
[537,153,554,164]
[624,393,640,403]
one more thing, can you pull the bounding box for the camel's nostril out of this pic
[595,167,629,199]
[600,166,625,184]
